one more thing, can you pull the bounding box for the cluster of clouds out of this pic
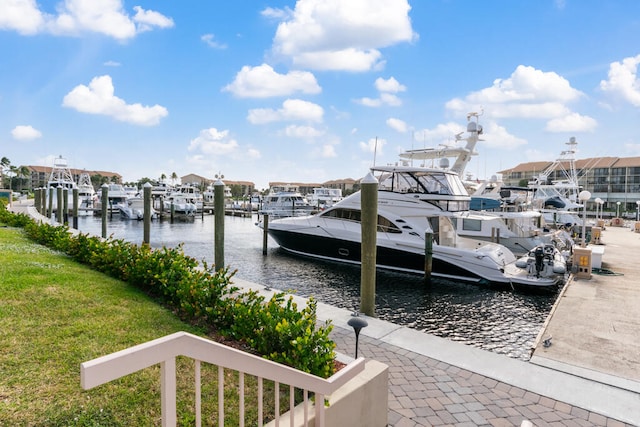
[4,0,640,169]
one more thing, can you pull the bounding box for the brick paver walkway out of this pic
[329,326,631,427]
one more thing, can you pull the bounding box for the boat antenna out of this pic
[372,137,378,167]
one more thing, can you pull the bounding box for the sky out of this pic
[1,0,640,191]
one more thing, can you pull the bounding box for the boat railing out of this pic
[81,331,365,427]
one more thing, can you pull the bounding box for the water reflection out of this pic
[76,214,557,361]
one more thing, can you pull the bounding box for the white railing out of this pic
[81,331,365,427]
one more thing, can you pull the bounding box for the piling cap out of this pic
[361,171,378,184]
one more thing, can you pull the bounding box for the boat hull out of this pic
[268,227,499,285]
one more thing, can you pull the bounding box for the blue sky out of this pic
[2,0,640,190]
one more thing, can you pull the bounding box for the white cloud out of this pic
[375,77,406,93]
[1,0,172,40]
[261,6,293,20]
[360,137,386,154]
[224,64,321,98]
[356,76,406,107]
[480,121,527,150]
[320,144,337,158]
[0,0,45,35]
[446,65,583,119]
[386,118,407,133]
[271,0,416,71]
[132,6,174,32]
[103,60,121,67]
[545,113,597,132]
[283,125,325,138]
[201,33,227,49]
[62,75,168,126]
[188,128,239,155]
[414,122,466,145]
[11,125,42,140]
[599,54,640,107]
[246,148,261,159]
[247,99,324,124]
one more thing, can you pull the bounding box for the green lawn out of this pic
[0,226,276,426]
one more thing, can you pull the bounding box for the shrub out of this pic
[0,203,336,377]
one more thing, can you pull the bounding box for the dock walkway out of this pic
[235,222,640,426]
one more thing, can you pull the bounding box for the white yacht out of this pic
[119,196,158,220]
[306,187,343,210]
[77,171,96,215]
[258,191,315,218]
[260,165,566,289]
[168,184,203,212]
[95,183,129,213]
[165,193,197,216]
[45,155,78,213]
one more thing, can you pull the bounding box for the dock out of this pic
[531,222,640,392]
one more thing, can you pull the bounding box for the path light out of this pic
[347,316,368,359]
[616,201,621,218]
[594,197,603,220]
[578,191,591,247]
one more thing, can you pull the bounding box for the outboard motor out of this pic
[534,246,545,277]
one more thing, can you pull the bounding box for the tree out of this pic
[230,184,243,199]
[16,166,30,192]
[0,157,10,188]
[171,172,178,186]
[160,173,167,184]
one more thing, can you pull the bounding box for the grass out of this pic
[0,225,290,426]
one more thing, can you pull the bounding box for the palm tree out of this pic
[0,157,10,189]
[16,166,30,192]
[171,172,178,186]
[160,173,167,184]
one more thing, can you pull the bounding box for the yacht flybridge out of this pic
[260,164,566,289]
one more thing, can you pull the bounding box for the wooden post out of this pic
[48,187,54,219]
[360,172,378,317]
[143,182,152,246]
[72,188,79,229]
[56,187,63,224]
[40,188,46,216]
[34,188,40,213]
[101,184,108,239]
[63,188,69,224]
[262,214,269,255]
[214,178,225,270]
[424,231,433,285]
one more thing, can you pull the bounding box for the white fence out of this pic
[81,331,366,427]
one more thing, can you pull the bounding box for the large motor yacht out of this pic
[259,165,566,289]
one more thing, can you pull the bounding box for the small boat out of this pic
[169,184,204,212]
[165,193,197,216]
[118,197,158,220]
[514,243,568,278]
[258,191,315,218]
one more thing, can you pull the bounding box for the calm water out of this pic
[75,213,559,361]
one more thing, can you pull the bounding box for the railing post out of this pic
[161,358,177,427]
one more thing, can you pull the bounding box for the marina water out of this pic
[75,213,558,361]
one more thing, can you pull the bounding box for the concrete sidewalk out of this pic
[235,276,637,426]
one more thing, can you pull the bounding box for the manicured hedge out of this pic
[0,203,336,378]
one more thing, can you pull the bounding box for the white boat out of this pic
[165,193,197,216]
[77,171,96,215]
[259,191,315,218]
[118,196,158,220]
[514,243,568,278]
[95,183,129,213]
[400,113,573,256]
[306,187,343,210]
[45,155,78,213]
[260,165,566,289]
[169,184,203,212]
